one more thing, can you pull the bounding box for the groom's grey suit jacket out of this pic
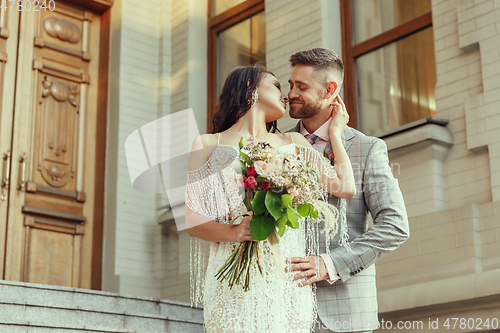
[288,122,409,332]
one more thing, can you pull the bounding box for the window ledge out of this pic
[158,205,186,235]
[378,117,453,158]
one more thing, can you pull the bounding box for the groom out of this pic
[285,48,409,332]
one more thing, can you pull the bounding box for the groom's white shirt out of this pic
[299,118,339,285]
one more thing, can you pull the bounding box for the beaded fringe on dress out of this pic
[185,144,349,332]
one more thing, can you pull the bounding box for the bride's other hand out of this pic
[328,96,349,137]
[285,256,328,287]
[233,215,255,242]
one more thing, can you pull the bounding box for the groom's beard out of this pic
[289,98,323,119]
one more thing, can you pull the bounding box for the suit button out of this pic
[350,272,354,276]
[360,267,364,271]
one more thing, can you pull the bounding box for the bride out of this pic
[185,64,355,332]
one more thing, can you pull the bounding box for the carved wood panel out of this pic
[34,4,92,61]
[0,5,10,39]
[24,215,83,286]
[35,74,80,189]
[2,0,108,289]
[29,2,91,199]
[0,9,10,125]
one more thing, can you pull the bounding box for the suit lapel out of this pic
[288,120,301,133]
[287,121,356,154]
[324,126,355,156]
[342,126,355,153]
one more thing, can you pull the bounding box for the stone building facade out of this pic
[105,0,500,329]
[1,0,499,331]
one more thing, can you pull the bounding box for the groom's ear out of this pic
[325,81,338,99]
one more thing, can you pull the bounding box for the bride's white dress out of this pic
[186,142,341,333]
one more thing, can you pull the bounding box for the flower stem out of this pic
[255,241,263,276]
[215,243,241,280]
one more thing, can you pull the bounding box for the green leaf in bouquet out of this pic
[297,204,311,217]
[286,208,299,229]
[286,219,299,229]
[239,136,245,149]
[239,150,252,165]
[243,191,251,212]
[265,191,284,220]
[300,202,315,217]
[228,214,250,224]
[311,207,319,219]
[276,214,288,237]
[250,190,266,215]
[250,215,275,241]
[231,159,239,173]
[280,194,292,208]
[232,159,247,174]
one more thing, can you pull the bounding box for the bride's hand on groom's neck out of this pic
[328,96,349,137]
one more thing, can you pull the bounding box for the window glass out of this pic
[352,0,431,44]
[356,27,436,136]
[217,11,266,98]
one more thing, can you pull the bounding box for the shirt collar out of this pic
[299,118,331,142]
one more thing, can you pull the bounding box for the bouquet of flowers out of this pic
[215,136,338,291]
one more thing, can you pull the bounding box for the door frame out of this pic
[51,0,114,291]
[60,0,114,291]
[86,0,112,291]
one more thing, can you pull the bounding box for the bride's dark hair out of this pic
[211,63,280,134]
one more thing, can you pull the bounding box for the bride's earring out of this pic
[250,91,258,106]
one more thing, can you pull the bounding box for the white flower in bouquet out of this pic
[253,160,272,178]
[216,136,342,291]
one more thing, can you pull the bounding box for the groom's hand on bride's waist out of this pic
[285,256,328,287]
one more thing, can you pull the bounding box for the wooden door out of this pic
[1,0,111,289]
[0,8,21,278]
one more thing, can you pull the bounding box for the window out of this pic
[208,0,265,133]
[212,0,247,17]
[341,0,436,136]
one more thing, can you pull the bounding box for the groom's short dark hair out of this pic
[290,48,344,83]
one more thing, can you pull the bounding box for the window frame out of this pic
[207,0,265,133]
[340,0,433,129]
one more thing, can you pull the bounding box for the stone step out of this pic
[0,280,204,333]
